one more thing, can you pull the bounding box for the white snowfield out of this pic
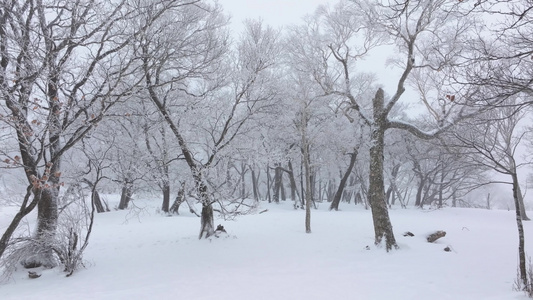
[1,199,531,300]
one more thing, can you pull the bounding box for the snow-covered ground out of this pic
[1,198,531,300]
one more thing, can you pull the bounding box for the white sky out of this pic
[222,0,334,33]
[222,0,406,99]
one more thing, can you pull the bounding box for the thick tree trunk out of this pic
[368,89,398,251]
[369,137,398,251]
[330,150,358,211]
[21,188,59,268]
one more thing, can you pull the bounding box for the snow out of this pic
[1,199,531,300]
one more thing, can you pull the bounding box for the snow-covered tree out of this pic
[136,2,283,238]
[0,0,184,266]
[284,0,485,250]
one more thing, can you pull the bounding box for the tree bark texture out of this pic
[368,89,398,251]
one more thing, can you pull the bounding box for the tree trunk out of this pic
[310,173,316,206]
[251,167,260,201]
[25,58,63,269]
[83,179,106,213]
[118,183,133,210]
[300,160,305,208]
[415,176,425,208]
[273,165,282,203]
[386,163,400,206]
[512,172,528,288]
[239,162,247,199]
[93,189,106,213]
[197,180,214,239]
[452,192,457,208]
[368,89,398,251]
[21,188,59,268]
[330,150,358,211]
[161,184,170,213]
[319,179,323,203]
[170,183,186,214]
[280,175,286,201]
[266,165,272,203]
[516,183,530,221]
[302,146,312,233]
[438,169,444,208]
[287,161,298,201]
[385,186,393,206]
[25,73,63,268]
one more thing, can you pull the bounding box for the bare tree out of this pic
[464,0,533,101]
[285,0,486,250]
[0,0,188,267]
[449,97,531,289]
[136,4,282,238]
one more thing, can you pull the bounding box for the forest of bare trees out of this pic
[0,0,532,292]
